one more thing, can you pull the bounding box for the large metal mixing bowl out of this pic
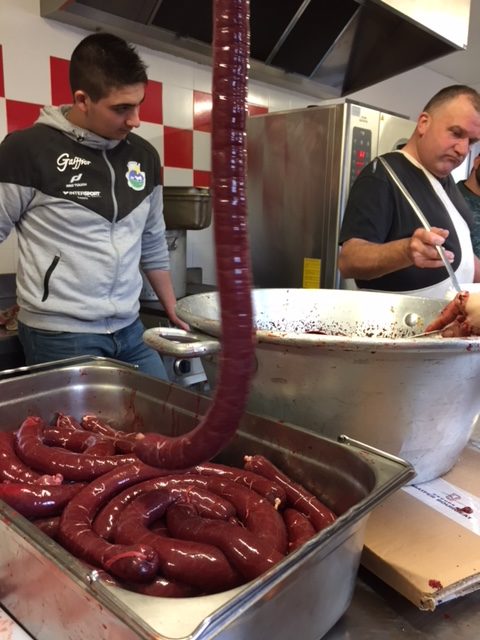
[144,288,480,483]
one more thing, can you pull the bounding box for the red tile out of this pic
[164,126,193,169]
[50,56,71,106]
[6,100,43,133]
[141,80,163,124]
[194,90,212,132]
[248,103,268,116]
[194,170,211,188]
[0,46,4,98]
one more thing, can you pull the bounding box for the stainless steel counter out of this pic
[326,567,479,639]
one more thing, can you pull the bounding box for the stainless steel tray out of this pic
[0,357,414,640]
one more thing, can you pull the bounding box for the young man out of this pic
[339,85,480,298]
[457,153,480,257]
[0,32,187,377]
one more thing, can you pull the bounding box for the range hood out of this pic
[40,0,471,99]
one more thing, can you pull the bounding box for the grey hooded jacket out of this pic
[0,105,170,333]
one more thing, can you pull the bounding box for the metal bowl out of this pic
[153,288,480,483]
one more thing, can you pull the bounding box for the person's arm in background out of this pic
[144,268,189,331]
[474,255,480,282]
[338,227,454,280]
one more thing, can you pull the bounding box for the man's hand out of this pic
[408,227,454,269]
[168,312,190,332]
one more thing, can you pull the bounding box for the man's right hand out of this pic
[408,227,454,269]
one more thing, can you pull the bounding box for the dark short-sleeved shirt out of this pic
[457,180,480,258]
[339,152,473,292]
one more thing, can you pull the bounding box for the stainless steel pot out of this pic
[144,288,480,483]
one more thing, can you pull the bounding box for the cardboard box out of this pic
[361,441,480,611]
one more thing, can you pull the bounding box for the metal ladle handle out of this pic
[377,156,462,293]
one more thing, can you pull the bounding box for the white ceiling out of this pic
[424,0,480,91]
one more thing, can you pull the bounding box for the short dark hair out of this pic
[69,32,148,101]
[423,84,480,114]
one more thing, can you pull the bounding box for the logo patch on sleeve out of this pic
[126,161,146,191]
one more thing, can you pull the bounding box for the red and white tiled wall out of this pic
[0,0,313,281]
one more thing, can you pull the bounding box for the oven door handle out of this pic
[143,327,221,358]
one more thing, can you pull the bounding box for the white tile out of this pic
[193,131,211,171]
[247,89,268,108]
[141,48,195,89]
[0,2,55,105]
[163,167,193,187]
[136,122,164,163]
[193,65,213,93]
[2,45,50,105]
[163,85,193,129]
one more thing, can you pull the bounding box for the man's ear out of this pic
[416,111,430,136]
[72,90,89,112]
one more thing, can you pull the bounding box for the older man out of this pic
[338,85,480,298]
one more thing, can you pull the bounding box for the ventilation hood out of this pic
[40,0,471,99]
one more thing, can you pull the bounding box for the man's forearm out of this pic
[144,269,177,318]
[473,255,480,283]
[338,238,412,280]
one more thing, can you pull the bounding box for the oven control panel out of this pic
[349,126,372,188]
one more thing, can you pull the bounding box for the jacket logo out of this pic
[57,153,91,172]
[126,161,146,191]
[70,173,83,183]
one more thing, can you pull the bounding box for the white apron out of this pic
[363,152,475,299]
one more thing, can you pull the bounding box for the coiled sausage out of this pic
[128,0,254,470]
[15,416,138,481]
[244,455,337,531]
[114,489,241,593]
[58,462,162,582]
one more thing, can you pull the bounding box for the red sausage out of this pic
[46,423,118,457]
[81,415,140,452]
[244,455,337,532]
[55,413,82,432]
[167,503,284,581]
[81,565,196,597]
[0,482,85,519]
[93,475,236,541]
[33,516,61,539]
[193,462,286,507]
[114,489,240,593]
[283,508,317,552]
[43,428,98,452]
[15,416,139,481]
[94,475,285,552]
[84,439,117,457]
[96,474,286,552]
[122,0,254,470]
[0,431,45,484]
[194,476,288,554]
[58,462,162,583]
[126,576,200,598]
